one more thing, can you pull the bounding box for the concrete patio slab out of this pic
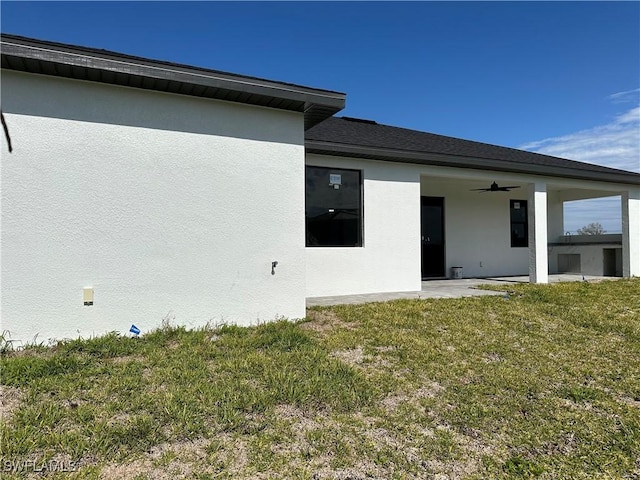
[306,274,619,307]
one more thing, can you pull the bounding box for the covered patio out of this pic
[420,172,640,284]
[306,116,639,303]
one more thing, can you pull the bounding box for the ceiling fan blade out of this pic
[472,183,521,192]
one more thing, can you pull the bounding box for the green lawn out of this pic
[1,279,639,479]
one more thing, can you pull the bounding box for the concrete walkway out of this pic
[306,274,617,307]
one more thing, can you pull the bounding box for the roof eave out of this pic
[1,35,345,130]
[305,141,640,186]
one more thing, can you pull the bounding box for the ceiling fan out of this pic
[471,181,520,192]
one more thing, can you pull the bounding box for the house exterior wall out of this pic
[305,156,539,298]
[305,154,422,297]
[622,189,640,277]
[306,160,638,295]
[1,70,306,344]
[551,243,622,276]
[547,192,564,274]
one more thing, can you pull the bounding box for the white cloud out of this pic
[615,106,640,126]
[609,88,640,104]
[520,106,640,174]
[520,100,639,234]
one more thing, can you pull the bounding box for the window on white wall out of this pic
[510,200,528,248]
[306,166,362,247]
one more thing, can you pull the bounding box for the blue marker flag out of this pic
[130,324,141,335]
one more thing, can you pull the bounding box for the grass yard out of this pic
[1,279,639,479]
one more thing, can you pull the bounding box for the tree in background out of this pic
[576,222,606,235]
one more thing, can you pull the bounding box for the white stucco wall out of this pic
[622,189,640,277]
[553,235,624,277]
[305,155,422,297]
[304,158,602,298]
[305,153,639,298]
[305,157,545,298]
[1,70,306,344]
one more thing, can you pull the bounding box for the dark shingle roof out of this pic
[306,117,640,185]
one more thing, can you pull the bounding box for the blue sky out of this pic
[2,1,639,232]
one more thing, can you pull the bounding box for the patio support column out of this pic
[547,192,564,274]
[547,192,564,241]
[528,182,548,283]
[622,188,640,277]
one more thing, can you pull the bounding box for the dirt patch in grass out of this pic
[483,352,504,363]
[426,458,480,480]
[216,436,250,477]
[541,431,577,455]
[99,438,212,479]
[331,346,366,366]
[271,404,463,479]
[302,310,356,335]
[330,346,395,373]
[106,412,133,426]
[147,437,210,461]
[108,354,145,364]
[381,381,445,412]
[271,405,393,478]
[428,422,502,479]
[142,367,154,381]
[311,465,388,480]
[271,404,335,454]
[274,404,326,431]
[0,385,24,423]
[618,396,640,408]
[375,378,498,479]
[373,345,395,353]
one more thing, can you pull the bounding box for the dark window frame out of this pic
[305,165,363,247]
[510,199,529,248]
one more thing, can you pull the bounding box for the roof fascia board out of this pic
[305,141,640,186]
[1,40,346,109]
